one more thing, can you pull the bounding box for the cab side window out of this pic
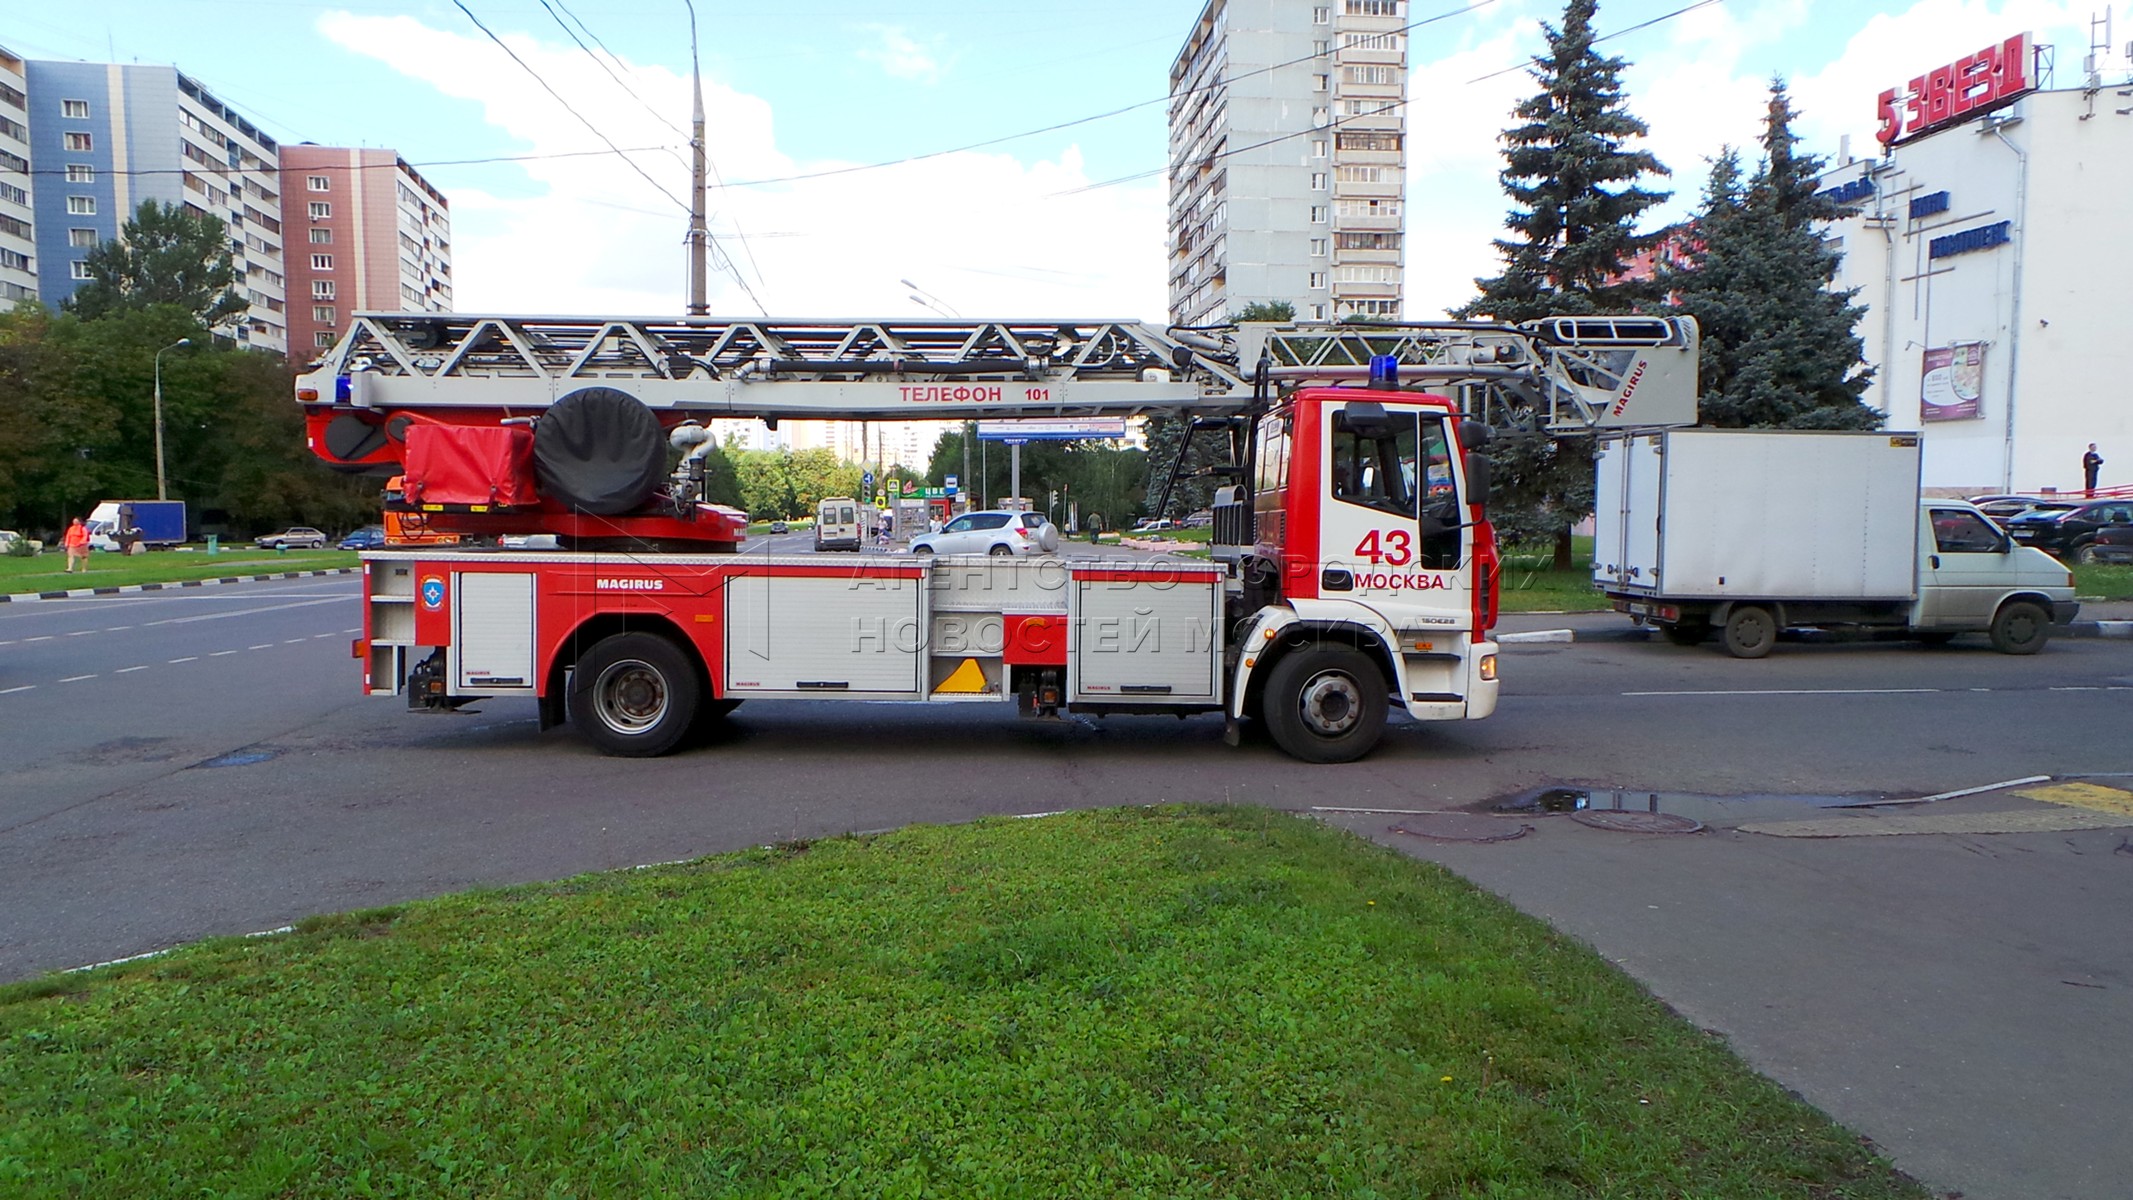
[1931,509,2003,553]
[1330,412,1417,519]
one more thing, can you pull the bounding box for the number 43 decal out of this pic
[1353,529,1412,566]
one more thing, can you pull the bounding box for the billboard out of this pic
[1920,344,1986,423]
[976,418,1129,441]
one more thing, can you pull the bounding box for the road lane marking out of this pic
[25,636,51,642]
[66,630,94,637]
[0,685,33,695]
[1621,687,1943,697]
[341,627,360,634]
[115,665,150,674]
[284,638,308,644]
[311,633,335,639]
[104,626,132,631]
[210,650,241,657]
[168,656,197,663]
[57,674,96,683]
[141,596,351,628]
[248,643,274,650]
[2012,782,2133,817]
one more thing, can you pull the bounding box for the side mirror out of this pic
[1460,418,1494,447]
[1464,451,1491,512]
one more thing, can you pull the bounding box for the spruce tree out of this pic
[1460,0,1670,322]
[1671,80,1879,430]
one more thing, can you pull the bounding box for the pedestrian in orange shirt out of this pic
[62,517,90,573]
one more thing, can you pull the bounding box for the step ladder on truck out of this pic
[295,313,1698,762]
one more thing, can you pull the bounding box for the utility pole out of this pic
[153,337,191,501]
[684,0,709,316]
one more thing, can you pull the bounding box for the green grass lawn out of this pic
[0,549,358,594]
[0,807,1925,1200]
[2072,560,2133,600]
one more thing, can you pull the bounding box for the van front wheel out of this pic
[1263,647,1388,764]
[1988,601,2050,655]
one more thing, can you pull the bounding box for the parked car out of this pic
[907,510,1060,557]
[769,520,789,534]
[338,526,387,550]
[1131,518,1176,533]
[1968,495,2060,520]
[2089,523,2133,564]
[1182,510,1215,528]
[255,526,327,549]
[2002,499,2133,562]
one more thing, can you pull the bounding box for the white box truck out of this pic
[1594,430,2079,657]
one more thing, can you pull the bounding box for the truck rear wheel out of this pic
[1988,600,2050,655]
[570,633,700,756]
[1722,606,1777,659]
[1263,647,1388,764]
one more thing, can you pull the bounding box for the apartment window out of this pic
[69,228,97,248]
[1337,166,1385,183]
[1309,205,1329,224]
[311,253,333,270]
[67,196,96,215]
[1309,172,1327,191]
[62,99,91,118]
[1311,303,1328,321]
[313,305,336,324]
[0,248,28,271]
[1313,39,1330,57]
[1344,65,1398,85]
[1308,272,1327,289]
[312,280,335,299]
[1313,6,1331,23]
[0,182,25,205]
[309,228,332,244]
[308,175,331,191]
[1311,139,1327,159]
[64,132,93,152]
[315,330,337,348]
[1312,74,1329,92]
[1310,238,1329,257]
[70,260,94,279]
[1337,131,1403,152]
[308,201,331,220]
[65,164,95,183]
[1345,0,1401,14]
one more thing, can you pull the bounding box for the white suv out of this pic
[908,511,1060,557]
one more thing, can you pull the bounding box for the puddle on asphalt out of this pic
[194,749,281,769]
[1489,786,1881,826]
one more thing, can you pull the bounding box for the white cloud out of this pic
[856,24,946,85]
[314,12,1165,320]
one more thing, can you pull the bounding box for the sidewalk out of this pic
[1497,599,2133,643]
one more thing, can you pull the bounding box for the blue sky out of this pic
[6,1,2121,318]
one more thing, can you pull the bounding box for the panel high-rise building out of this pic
[24,62,288,352]
[0,46,34,306]
[279,145,452,360]
[1169,0,1409,325]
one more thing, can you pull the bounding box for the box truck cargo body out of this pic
[1595,430,2078,656]
[86,500,186,549]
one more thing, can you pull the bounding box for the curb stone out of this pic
[0,567,358,603]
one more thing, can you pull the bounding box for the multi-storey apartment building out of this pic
[23,61,288,353]
[0,46,37,306]
[279,145,452,360]
[1168,0,1409,326]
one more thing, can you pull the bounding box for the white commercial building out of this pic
[1817,31,2131,496]
[1168,0,1409,326]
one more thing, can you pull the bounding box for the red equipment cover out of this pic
[402,425,538,508]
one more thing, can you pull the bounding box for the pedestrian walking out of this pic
[62,517,90,573]
[2083,442,2104,497]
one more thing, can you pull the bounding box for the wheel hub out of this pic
[594,660,668,732]
[1298,672,1361,736]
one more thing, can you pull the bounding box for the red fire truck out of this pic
[296,315,1695,762]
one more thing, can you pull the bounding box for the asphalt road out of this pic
[4,576,2130,1199]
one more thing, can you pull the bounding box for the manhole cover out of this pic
[1571,810,1704,835]
[1392,814,1534,843]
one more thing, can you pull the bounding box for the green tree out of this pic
[1669,81,1879,431]
[1460,0,1670,323]
[66,201,246,326]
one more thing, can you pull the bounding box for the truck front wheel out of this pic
[1988,600,2050,655]
[1722,606,1777,659]
[570,633,701,756]
[1262,647,1388,764]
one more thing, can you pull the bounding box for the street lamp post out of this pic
[153,337,191,502]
